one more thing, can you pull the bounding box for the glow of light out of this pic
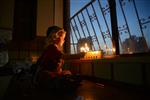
[80,50,102,60]
[31,55,39,63]
[112,47,116,54]
[104,45,107,49]
[80,47,85,52]
[127,48,130,52]
[80,43,90,52]
[127,48,133,54]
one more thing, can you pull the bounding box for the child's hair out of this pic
[45,26,66,49]
[46,26,63,37]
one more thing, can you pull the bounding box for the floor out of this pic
[3,75,150,100]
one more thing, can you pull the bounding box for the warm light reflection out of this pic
[31,55,39,63]
[112,47,116,54]
[127,48,133,54]
[80,43,90,52]
[80,51,102,60]
[105,47,116,55]
[104,45,107,49]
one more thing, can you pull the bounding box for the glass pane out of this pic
[70,0,113,55]
[116,0,150,54]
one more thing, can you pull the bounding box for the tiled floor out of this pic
[3,77,150,100]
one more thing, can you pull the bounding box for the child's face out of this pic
[57,30,66,47]
[60,33,66,46]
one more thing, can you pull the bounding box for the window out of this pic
[116,0,150,54]
[68,0,150,55]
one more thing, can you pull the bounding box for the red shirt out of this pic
[39,44,63,71]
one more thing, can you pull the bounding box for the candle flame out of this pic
[80,43,90,52]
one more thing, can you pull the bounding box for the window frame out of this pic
[63,0,150,57]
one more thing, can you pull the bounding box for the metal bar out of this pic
[118,34,123,51]
[76,14,86,38]
[141,20,150,25]
[119,0,132,38]
[70,29,77,54]
[103,7,110,13]
[91,3,104,50]
[63,0,70,54]
[86,7,100,50]
[132,0,148,49]
[81,11,94,51]
[70,0,96,20]
[118,27,128,32]
[97,0,112,50]
[108,0,120,55]
[98,0,112,38]
[70,21,79,41]
[81,11,91,37]
[70,21,79,53]
[72,18,82,39]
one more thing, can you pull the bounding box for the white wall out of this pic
[0,0,64,37]
[36,0,64,36]
[54,0,63,28]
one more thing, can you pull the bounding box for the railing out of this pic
[68,0,150,54]
[69,0,112,54]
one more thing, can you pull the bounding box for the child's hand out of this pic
[63,70,72,75]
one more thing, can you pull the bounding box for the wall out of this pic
[0,0,14,29]
[54,0,63,28]
[0,0,64,37]
[0,0,14,40]
[3,0,64,61]
[36,0,54,36]
[64,56,150,87]
[36,0,64,36]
